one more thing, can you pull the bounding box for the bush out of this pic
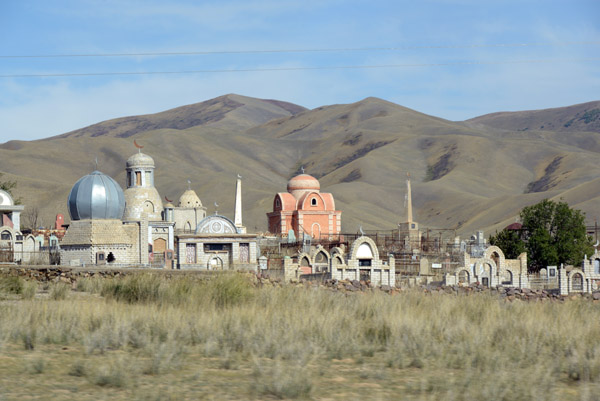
[89,358,130,388]
[0,276,25,294]
[50,282,70,300]
[101,274,162,304]
[251,358,313,399]
[209,273,253,308]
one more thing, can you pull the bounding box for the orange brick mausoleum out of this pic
[267,173,341,240]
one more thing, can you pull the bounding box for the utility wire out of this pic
[1,41,599,59]
[1,58,599,78]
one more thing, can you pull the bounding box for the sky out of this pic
[0,0,599,142]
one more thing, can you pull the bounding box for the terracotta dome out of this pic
[126,152,155,168]
[178,189,203,208]
[287,174,320,193]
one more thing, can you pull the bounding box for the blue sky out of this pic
[1,0,599,142]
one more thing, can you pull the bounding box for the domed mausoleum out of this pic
[67,171,125,220]
[267,172,341,240]
[60,169,142,266]
[169,188,207,232]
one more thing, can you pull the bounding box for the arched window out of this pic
[572,273,584,292]
[458,270,469,284]
[107,252,115,263]
[275,198,281,209]
[501,270,513,285]
[314,251,328,263]
[594,259,600,275]
[356,243,374,259]
[311,198,317,206]
[143,201,155,213]
[491,252,500,268]
[1,231,11,241]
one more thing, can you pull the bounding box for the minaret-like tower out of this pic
[234,174,246,233]
[122,151,164,221]
[406,172,413,224]
[399,172,421,251]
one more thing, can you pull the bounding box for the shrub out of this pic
[251,358,313,399]
[28,357,46,374]
[209,273,253,308]
[50,282,70,300]
[68,360,87,377]
[0,276,25,294]
[101,274,162,304]
[89,358,130,388]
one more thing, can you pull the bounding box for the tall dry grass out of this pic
[1,272,599,399]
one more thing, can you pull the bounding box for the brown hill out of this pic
[2,95,600,239]
[467,101,600,133]
[54,94,307,139]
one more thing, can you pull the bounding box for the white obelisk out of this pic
[234,174,246,233]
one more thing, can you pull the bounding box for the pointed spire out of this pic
[406,172,413,223]
[234,174,246,233]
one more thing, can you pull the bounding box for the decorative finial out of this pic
[214,202,219,215]
[300,166,305,174]
[237,174,242,179]
[94,157,98,170]
[134,139,144,153]
[187,179,191,190]
[407,172,410,179]
[359,225,365,236]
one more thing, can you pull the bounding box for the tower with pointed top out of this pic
[398,172,421,251]
[234,175,246,233]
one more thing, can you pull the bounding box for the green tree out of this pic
[0,172,18,196]
[489,228,526,259]
[0,172,22,205]
[520,199,593,271]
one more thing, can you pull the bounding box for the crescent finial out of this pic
[133,139,144,153]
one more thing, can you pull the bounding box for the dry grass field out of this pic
[1,273,600,400]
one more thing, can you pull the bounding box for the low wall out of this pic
[0,264,219,283]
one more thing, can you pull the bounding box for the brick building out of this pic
[267,173,341,240]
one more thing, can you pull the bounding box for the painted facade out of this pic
[267,173,341,240]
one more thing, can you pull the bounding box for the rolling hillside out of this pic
[1,94,600,238]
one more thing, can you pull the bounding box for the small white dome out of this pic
[126,152,155,168]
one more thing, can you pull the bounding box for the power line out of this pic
[1,41,599,59]
[1,58,599,78]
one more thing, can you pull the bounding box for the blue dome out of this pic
[68,171,125,220]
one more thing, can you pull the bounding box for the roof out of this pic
[287,174,320,195]
[505,222,523,230]
[67,171,125,220]
[178,189,203,208]
[126,152,155,168]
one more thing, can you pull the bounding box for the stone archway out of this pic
[208,256,224,270]
[500,269,513,285]
[458,269,470,284]
[571,272,584,292]
[313,249,329,273]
